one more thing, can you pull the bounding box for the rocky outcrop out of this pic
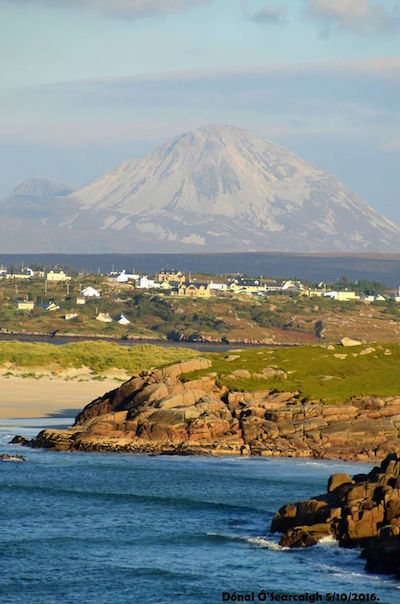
[1,453,25,462]
[18,358,400,460]
[271,452,400,578]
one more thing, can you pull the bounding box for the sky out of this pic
[0,0,399,222]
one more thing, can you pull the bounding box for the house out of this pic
[307,289,325,298]
[282,280,305,292]
[324,291,360,302]
[176,282,211,298]
[17,300,34,311]
[159,281,172,290]
[209,281,227,291]
[230,279,267,295]
[115,270,139,283]
[7,268,34,280]
[136,276,160,289]
[264,280,283,293]
[82,286,101,298]
[96,312,112,323]
[158,269,185,284]
[64,312,79,321]
[44,301,60,312]
[117,314,131,325]
[0,268,7,279]
[46,269,71,282]
[76,296,86,305]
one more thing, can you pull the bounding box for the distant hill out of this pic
[1,125,400,253]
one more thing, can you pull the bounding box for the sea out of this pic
[1,418,399,604]
[1,252,400,286]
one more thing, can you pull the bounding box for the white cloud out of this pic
[304,0,400,34]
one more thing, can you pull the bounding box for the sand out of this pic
[0,376,123,419]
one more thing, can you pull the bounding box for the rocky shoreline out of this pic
[271,452,400,578]
[17,357,400,460]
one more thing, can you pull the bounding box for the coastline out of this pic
[0,375,123,419]
[0,331,300,350]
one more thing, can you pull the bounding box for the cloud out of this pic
[304,0,400,34]
[2,0,213,18]
[249,3,287,24]
[1,57,399,148]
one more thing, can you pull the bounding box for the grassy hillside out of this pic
[182,343,400,403]
[0,341,197,375]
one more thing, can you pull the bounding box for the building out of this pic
[116,270,140,283]
[209,281,227,291]
[44,301,60,312]
[230,279,267,295]
[0,268,7,279]
[17,300,35,311]
[136,276,160,289]
[96,312,112,323]
[117,314,131,325]
[282,280,305,292]
[176,282,211,298]
[307,289,325,298]
[46,269,71,282]
[82,286,101,298]
[64,313,79,321]
[264,280,283,293]
[76,296,86,305]
[6,268,34,280]
[324,291,360,302]
[158,269,185,284]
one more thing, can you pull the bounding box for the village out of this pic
[0,263,400,344]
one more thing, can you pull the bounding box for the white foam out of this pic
[242,536,289,551]
[316,535,339,548]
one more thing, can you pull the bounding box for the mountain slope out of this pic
[1,125,399,253]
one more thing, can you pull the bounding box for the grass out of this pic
[0,341,198,374]
[181,343,400,403]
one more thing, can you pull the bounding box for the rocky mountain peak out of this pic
[1,125,400,253]
[10,178,74,199]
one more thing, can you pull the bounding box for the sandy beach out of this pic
[0,376,123,419]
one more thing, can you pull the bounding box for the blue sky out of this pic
[0,0,399,222]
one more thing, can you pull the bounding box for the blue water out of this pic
[1,419,399,604]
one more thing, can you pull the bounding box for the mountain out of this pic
[1,125,400,253]
[10,178,74,199]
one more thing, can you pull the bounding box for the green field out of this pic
[1,340,400,402]
[181,343,400,403]
[0,341,197,374]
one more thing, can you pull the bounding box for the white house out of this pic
[116,270,139,283]
[44,301,60,312]
[96,312,112,323]
[209,281,227,291]
[117,314,131,325]
[136,276,160,289]
[82,286,101,298]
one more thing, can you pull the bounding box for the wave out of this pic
[206,532,289,551]
[1,483,261,514]
[316,535,339,548]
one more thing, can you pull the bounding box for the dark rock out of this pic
[10,435,29,446]
[271,452,400,579]
[1,453,25,462]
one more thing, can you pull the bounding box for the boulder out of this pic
[341,337,362,347]
[271,452,400,579]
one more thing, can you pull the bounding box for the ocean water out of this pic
[1,419,399,604]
